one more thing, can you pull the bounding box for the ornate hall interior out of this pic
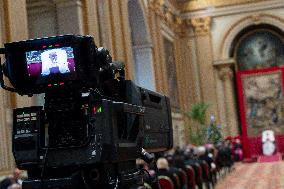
[1,0,284,189]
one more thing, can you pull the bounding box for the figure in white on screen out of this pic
[41,49,70,76]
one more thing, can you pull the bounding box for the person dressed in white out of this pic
[41,49,70,76]
[262,130,276,156]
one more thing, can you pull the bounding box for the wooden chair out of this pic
[158,175,175,189]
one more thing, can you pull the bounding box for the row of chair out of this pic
[143,143,235,189]
[156,160,231,189]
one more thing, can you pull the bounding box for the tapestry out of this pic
[242,71,284,137]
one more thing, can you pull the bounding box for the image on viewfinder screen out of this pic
[26,47,75,77]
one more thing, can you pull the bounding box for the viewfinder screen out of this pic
[26,47,75,77]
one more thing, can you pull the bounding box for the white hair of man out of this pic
[157,158,169,170]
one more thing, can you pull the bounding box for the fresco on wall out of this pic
[163,38,179,107]
[242,71,284,137]
[237,30,284,70]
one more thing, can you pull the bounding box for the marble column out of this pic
[218,66,239,136]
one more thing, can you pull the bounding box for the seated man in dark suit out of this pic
[157,158,179,189]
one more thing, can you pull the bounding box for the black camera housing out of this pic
[1,35,173,189]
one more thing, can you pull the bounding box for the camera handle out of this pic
[140,148,161,189]
[141,148,155,164]
[0,48,18,93]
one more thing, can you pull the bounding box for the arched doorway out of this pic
[127,0,155,90]
[231,24,284,158]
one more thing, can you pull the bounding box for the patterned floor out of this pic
[215,161,284,189]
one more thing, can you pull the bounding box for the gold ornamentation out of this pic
[191,17,211,36]
[148,0,189,37]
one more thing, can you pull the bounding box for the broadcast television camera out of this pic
[0,35,173,189]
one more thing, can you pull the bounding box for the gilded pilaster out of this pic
[190,16,218,119]
[173,37,187,111]
[148,0,191,94]
[218,66,239,136]
[174,36,196,144]
[0,0,32,176]
[148,1,167,93]
[0,91,14,176]
[83,0,100,41]
[148,0,195,143]
[120,0,135,81]
[97,0,134,80]
[4,0,32,108]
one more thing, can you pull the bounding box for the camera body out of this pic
[12,83,173,169]
[1,35,173,189]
